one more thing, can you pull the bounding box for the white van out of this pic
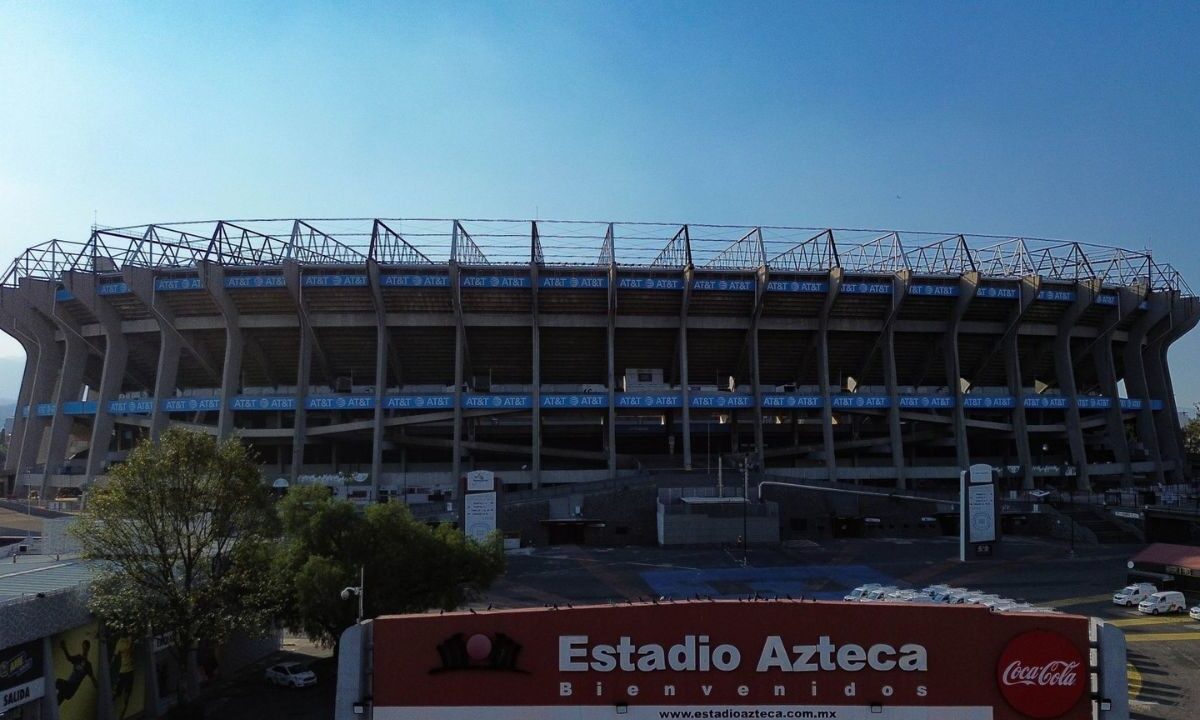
[1113,583,1157,606]
[1138,591,1187,615]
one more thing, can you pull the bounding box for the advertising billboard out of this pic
[0,639,45,714]
[371,601,1091,720]
[53,623,100,720]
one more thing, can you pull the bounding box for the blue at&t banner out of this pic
[155,276,202,291]
[616,393,682,408]
[689,394,754,408]
[962,396,1017,409]
[225,275,286,289]
[541,394,608,408]
[761,394,823,408]
[765,279,829,294]
[162,397,221,413]
[692,278,755,292]
[380,274,450,288]
[303,274,367,288]
[539,276,608,290]
[383,395,454,410]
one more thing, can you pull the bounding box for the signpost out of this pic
[960,464,997,562]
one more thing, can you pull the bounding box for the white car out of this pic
[1113,583,1157,607]
[265,662,317,688]
[843,584,882,602]
[861,586,900,602]
[1189,606,1200,621]
[1138,591,1187,616]
[965,593,1001,606]
[919,584,951,597]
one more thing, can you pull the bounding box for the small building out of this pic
[1127,543,1200,594]
[656,487,779,546]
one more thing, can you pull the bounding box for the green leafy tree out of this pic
[70,428,280,707]
[1184,404,1200,455]
[276,485,504,649]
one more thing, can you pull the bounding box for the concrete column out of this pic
[199,262,242,439]
[124,267,188,441]
[62,272,128,483]
[283,263,311,482]
[42,330,87,480]
[449,263,464,485]
[15,317,59,484]
[0,319,38,474]
[1158,297,1200,479]
[883,271,910,488]
[1124,293,1171,485]
[1093,289,1138,484]
[946,273,979,472]
[818,268,844,481]
[1006,276,1041,489]
[679,265,694,471]
[366,260,389,490]
[1144,294,1188,482]
[530,262,541,488]
[23,278,93,489]
[606,263,618,478]
[1053,281,1097,491]
[750,265,768,472]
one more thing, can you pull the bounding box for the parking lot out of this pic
[482,537,1196,720]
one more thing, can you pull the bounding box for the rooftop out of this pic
[0,553,92,605]
[2,218,1190,294]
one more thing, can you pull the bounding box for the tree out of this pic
[275,485,504,649]
[71,428,280,709]
[1183,404,1200,456]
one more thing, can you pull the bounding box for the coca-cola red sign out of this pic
[996,630,1086,719]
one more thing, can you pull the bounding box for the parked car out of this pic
[1189,605,1200,621]
[861,586,899,602]
[843,584,882,602]
[1138,591,1187,616]
[1113,583,1157,607]
[265,662,317,688]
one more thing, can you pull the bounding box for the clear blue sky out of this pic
[1,2,1198,405]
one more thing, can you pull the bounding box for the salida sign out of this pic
[371,601,1091,720]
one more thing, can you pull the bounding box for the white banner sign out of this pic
[0,678,45,714]
[968,463,992,484]
[465,469,495,493]
[464,491,497,542]
[968,483,996,543]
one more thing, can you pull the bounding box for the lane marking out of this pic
[1040,593,1113,608]
[1126,662,1142,701]
[1108,616,1196,628]
[1125,632,1200,643]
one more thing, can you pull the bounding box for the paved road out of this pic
[483,537,1192,719]
[203,537,1193,719]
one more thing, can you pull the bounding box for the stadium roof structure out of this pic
[1,218,1191,294]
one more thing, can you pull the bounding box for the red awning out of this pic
[1131,543,1200,570]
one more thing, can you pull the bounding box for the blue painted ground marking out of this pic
[640,565,895,600]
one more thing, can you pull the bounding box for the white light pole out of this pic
[341,566,364,623]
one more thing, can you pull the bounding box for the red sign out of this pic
[371,601,1091,720]
[997,630,1087,719]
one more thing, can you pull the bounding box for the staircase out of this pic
[1057,504,1142,544]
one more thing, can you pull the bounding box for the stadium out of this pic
[0,218,1196,508]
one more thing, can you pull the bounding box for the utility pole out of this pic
[742,459,749,567]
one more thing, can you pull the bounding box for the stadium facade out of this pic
[0,219,1196,503]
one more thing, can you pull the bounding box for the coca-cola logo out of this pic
[997,630,1086,718]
